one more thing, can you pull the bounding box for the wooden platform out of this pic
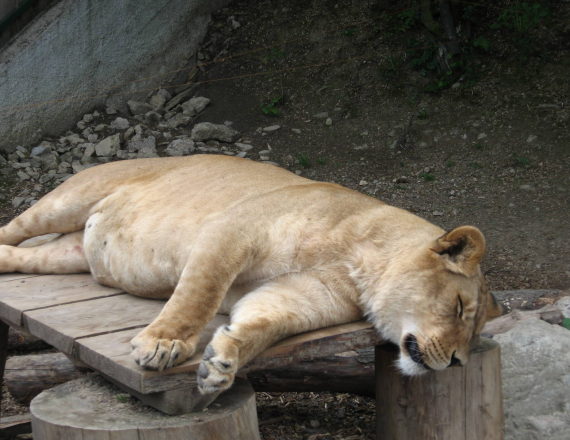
[0,273,384,394]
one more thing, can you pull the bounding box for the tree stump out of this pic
[30,375,260,440]
[375,338,504,440]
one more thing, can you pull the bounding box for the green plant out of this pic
[475,143,484,150]
[297,154,311,168]
[380,54,403,77]
[420,172,435,181]
[445,160,455,167]
[471,162,481,169]
[563,318,570,331]
[491,2,550,61]
[316,158,326,165]
[261,95,282,116]
[472,37,490,52]
[418,108,429,120]
[116,394,129,403]
[513,152,531,168]
[399,161,406,168]
[396,4,419,31]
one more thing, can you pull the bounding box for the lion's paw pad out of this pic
[198,345,237,394]
[131,336,191,372]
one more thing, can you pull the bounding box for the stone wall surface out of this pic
[495,318,570,440]
[0,0,231,153]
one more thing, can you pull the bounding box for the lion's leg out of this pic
[0,231,89,274]
[197,273,362,394]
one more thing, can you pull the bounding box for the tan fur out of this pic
[0,155,503,394]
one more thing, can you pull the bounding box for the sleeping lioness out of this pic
[0,155,503,394]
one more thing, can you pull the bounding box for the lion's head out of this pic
[356,225,504,375]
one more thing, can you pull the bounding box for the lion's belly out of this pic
[83,209,194,298]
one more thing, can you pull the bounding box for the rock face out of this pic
[127,100,154,116]
[191,122,240,143]
[494,318,570,440]
[555,296,570,318]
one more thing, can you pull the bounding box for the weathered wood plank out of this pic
[0,413,32,439]
[76,318,383,394]
[0,320,8,418]
[75,315,230,393]
[0,274,43,284]
[0,274,124,326]
[23,294,166,354]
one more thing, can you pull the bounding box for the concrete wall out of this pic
[0,0,231,153]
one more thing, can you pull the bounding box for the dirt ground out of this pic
[0,0,569,438]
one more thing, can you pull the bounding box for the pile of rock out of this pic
[4,87,264,211]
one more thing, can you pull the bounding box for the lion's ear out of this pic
[432,226,486,276]
[486,290,507,320]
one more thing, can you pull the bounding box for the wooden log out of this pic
[0,320,8,417]
[5,353,83,404]
[482,305,563,338]
[31,375,260,440]
[375,338,503,440]
[248,350,375,397]
[8,327,49,352]
[0,414,32,439]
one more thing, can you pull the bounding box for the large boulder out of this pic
[494,318,570,440]
[191,122,240,143]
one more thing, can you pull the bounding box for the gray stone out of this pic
[87,134,99,143]
[149,94,167,109]
[234,143,253,151]
[137,142,158,158]
[37,151,61,172]
[167,113,191,129]
[72,161,86,173]
[77,121,86,130]
[262,125,280,132]
[526,135,538,143]
[124,127,135,140]
[83,114,94,123]
[31,141,54,157]
[325,118,333,126]
[127,136,155,153]
[313,112,329,119]
[494,318,570,440]
[12,197,26,209]
[555,296,570,319]
[191,122,240,143]
[180,97,210,116]
[127,100,154,116]
[259,150,271,156]
[17,171,30,181]
[236,151,247,158]
[106,107,118,115]
[95,134,121,157]
[116,150,129,160]
[291,128,301,134]
[94,124,106,132]
[110,117,130,130]
[165,139,195,156]
[57,162,72,174]
[65,133,85,146]
[82,128,93,138]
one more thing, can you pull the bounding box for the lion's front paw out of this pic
[130,332,195,372]
[197,344,238,394]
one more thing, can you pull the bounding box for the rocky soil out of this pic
[0,0,569,439]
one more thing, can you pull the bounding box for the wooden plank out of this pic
[0,273,43,284]
[0,320,8,419]
[23,294,166,354]
[75,315,230,393]
[0,274,124,326]
[76,318,383,394]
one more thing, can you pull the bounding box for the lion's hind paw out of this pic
[131,335,192,372]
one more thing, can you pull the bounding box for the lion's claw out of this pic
[131,334,192,371]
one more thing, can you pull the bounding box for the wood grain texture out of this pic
[375,338,503,440]
[31,376,260,440]
[482,305,563,337]
[23,294,165,353]
[0,274,124,326]
[5,353,83,404]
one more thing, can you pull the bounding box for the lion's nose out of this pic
[448,351,462,367]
